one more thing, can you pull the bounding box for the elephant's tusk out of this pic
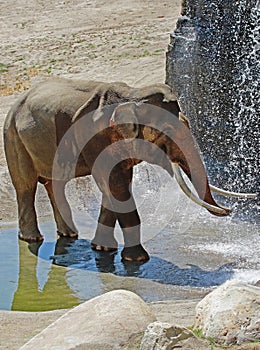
[209,185,257,199]
[172,164,229,215]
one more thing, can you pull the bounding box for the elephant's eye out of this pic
[161,144,167,153]
[133,124,138,135]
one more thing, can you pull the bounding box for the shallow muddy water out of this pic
[0,164,259,311]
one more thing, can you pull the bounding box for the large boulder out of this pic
[194,280,260,345]
[21,289,156,350]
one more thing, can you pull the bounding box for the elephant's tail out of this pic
[4,89,38,190]
[3,89,31,133]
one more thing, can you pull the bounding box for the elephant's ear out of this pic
[135,84,180,117]
[72,89,107,123]
[134,83,177,103]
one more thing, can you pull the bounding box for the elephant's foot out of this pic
[57,231,78,239]
[121,244,150,262]
[91,243,118,252]
[91,225,118,252]
[18,231,44,243]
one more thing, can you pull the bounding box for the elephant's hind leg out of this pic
[17,185,44,242]
[4,132,43,242]
[91,194,118,252]
[43,180,78,239]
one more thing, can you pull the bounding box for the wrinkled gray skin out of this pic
[4,78,229,261]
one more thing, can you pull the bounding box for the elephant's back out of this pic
[26,78,98,118]
[13,78,96,149]
[8,79,91,174]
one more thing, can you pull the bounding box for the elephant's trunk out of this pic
[171,126,231,216]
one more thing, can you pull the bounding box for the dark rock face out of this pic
[166,0,259,198]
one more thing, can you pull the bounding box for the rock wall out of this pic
[166,0,259,200]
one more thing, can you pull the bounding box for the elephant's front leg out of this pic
[109,166,149,262]
[117,208,150,262]
[91,194,118,251]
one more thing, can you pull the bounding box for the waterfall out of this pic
[166,0,259,218]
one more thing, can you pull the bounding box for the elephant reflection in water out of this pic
[10,234,237,311]
[12,238,156,311]
[12,240,80,311]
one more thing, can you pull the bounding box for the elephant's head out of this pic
[110,87,256,216]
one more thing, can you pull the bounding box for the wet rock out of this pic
[140,322,192,349]
[194,280,260,345]
[21,290,156,350]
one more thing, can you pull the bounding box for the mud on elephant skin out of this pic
[3,78,256,261]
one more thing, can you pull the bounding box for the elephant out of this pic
[4,78,256,261]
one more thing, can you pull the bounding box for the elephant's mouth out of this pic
[171,164,257,216]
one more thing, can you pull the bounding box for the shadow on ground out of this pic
[29,237,235,288]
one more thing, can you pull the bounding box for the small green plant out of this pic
[113,52,131,60]
[21,21,27,29]
[208,336,217,347]
[141,50,151,56]
[193,329,218,348]
[0,63,9,73]
[86,43,95,49]
[193,329,203,338]
[154,48,164,54]
[49,58,65,64]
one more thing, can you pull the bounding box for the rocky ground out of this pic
[0,298,258,349]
